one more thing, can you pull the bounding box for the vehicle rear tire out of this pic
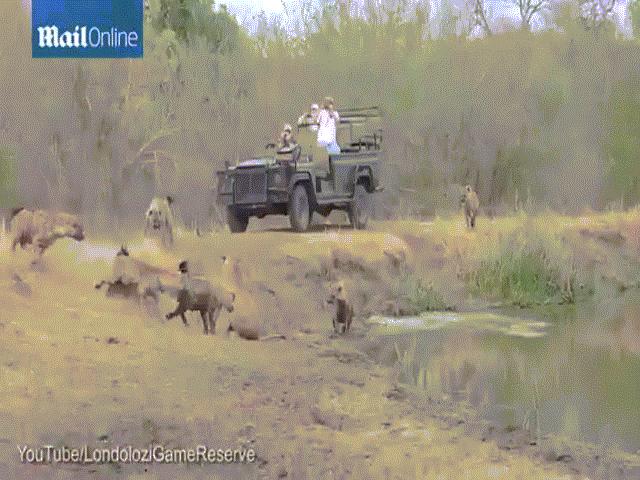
[289,183,311,232]
[227,208,249,233]
[348,184,371,230]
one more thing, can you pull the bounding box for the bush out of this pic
[468,248,566,307]
[394,273,449,315]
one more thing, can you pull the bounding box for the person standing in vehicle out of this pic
[278,124,295,150]
[298,103,320,131]
[317,97,340,155]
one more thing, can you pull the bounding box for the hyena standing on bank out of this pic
[462,185,480,229]
[327,280,354,334]
[164,261,236,335]
[144,196,175,248]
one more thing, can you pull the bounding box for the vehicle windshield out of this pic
[237,157,275,168]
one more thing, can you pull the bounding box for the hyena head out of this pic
[53,213,85,241]
[222,290,235,312]
[142,276,164,302]
[327,280,347,304]
[146,197,173,230]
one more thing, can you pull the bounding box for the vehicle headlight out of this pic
[272,172,284,186]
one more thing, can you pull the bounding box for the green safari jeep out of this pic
[216,107,384,233]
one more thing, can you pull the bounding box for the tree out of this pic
[470,0,492,36]
[150,0,240,51]
[578,0,616,30]
[512,0,550,30]
[631,0,640,36]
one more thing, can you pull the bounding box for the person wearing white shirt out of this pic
[316,97,340,155]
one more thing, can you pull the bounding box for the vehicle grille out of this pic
[234,169,268,204]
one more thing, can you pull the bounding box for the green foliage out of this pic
[150,0,240,50]
[469,247,566,306]
[604,77,640,207]
[395,273,449,314]
[2,0,640,224]
[632,0,640,37]
[538,79,567,125]
[0,146,17,207]
[492,145,545,204]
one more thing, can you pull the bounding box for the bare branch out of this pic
[471,0,492,35]
[512,0,550,30]
[578,0,617,30]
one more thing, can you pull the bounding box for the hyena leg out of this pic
[200,310,209,335]
[31,245,45,264]
[167,289,190,325]
[165,306,189,326]
[209,306,222,335]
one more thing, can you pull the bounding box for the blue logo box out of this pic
[32,0,143,58]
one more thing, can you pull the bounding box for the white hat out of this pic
[284,124,292,132]
[311,103,319,110]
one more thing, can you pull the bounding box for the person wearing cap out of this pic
[317,97,340,155]
[278,123,296,151]
[297,103,320,131]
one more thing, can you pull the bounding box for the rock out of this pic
[10,273,32,297]
[310,405,344,431]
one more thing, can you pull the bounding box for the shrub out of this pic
[394,273,449,315]
[468,247,566,306]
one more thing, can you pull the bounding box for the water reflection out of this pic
[368,291,640,452]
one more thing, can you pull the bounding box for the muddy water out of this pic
[367,290,640,452]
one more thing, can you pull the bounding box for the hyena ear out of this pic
[166,196,174,206]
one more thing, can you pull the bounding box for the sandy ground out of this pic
[1,216,639,479]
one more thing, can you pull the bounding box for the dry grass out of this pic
[0,219,595,479]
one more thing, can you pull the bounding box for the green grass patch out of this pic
[395,274,450,315]
[468,248,568,307]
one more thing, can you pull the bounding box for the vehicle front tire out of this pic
[227,208,249,233]
[348,183,371,230]
[289,183,311,232]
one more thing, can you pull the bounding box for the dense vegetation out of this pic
[1,0,640,230]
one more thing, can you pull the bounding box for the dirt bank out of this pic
[1,213,640,479]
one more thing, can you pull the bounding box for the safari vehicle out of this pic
[216,107,384,233]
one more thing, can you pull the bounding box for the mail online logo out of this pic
[32,0,143,58]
